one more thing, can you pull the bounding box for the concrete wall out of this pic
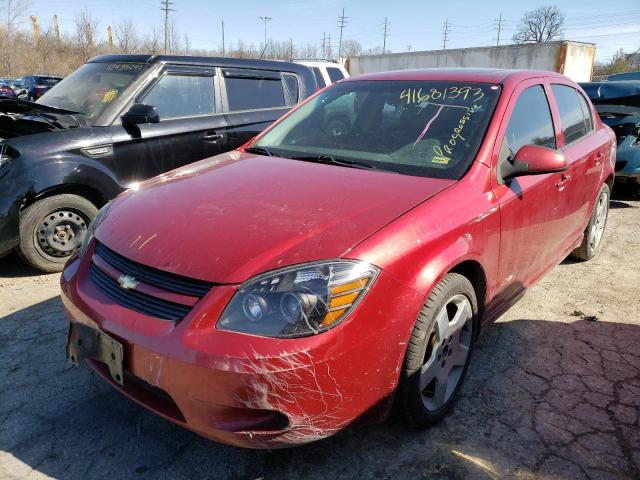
[347,41,596,82]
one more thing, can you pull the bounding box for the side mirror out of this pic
[122,104,160,126]
[501,144,568,180]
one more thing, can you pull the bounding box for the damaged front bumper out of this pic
[60,253,424,448]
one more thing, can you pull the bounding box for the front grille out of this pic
[94,242,213,297]
[616,161,627,172]
[90,264,192,321]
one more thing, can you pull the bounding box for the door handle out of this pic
[556,173,572,190]
[202,132,223,143]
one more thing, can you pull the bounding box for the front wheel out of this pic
[18,194,98,273]
[571,183,610,261]
[396,273,477,427]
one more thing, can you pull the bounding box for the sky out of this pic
[22,0,640,63]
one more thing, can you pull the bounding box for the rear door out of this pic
[548,83,606,238]
[494,80,571,291]
[109,65,227,183]
[221,68,292,150]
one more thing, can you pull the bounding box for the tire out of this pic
[571,183,610,261]
[397,273,478,428]
[18,194,98,273]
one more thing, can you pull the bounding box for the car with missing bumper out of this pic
[580,80,640,188]
[61,69,615,448]
[0,55,316,272]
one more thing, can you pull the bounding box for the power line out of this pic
[337,8,347,59]
[160,0,174,55]
[382,17,389,54]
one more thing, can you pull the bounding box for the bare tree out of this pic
[74,9,99,62]
[114,18,138,54]
[341,39,363,58]
[1,0,31,74]
[513,5,564,43]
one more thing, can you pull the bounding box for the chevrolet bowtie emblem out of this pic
[117,274,139,290]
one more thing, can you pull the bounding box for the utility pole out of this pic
[53,14,61,48]
[337,8,347,59]
[407,45,412,52]
[382,17,389,54]
[495,12,503,46]
[290,38,294,60]
[259,16,272,50]
[160,0,175,55]
[441,18,450,50]
[327,32,331,59]
[322,32,326,58]
[221,20,225,56]
[107,25,113,51]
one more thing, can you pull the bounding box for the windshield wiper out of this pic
[290,154,393,172]
[244,146,280,157]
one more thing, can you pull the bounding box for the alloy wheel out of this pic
[589,191,609,254]
[420,294,473,411]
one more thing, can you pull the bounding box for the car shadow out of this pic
[0,252,43,278]
[1,298,638,480]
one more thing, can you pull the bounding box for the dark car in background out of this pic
[0,54,317,272]
[1,78,29,99]
[580,81,640,188]
[0,83,16,98]
[22,75,62,101]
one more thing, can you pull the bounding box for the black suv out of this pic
[0,55,317,271]
[22,75,63,101]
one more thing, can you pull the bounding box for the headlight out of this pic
[79,202,111,258]
[217,260,379,338]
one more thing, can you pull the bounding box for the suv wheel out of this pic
[18,194,98,273]
[397,273,477,427]
[571,183,610,261]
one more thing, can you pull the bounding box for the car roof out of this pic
[88,54,313,75]
[347,68,567,84]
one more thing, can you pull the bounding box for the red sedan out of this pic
[61,69,615,448]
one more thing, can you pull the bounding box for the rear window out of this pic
[552,84,589,144]
[34,77,61,85]
[224,70,285,111]
[312,67,326,88]
[327,67,345,83]
[255,80,501,179]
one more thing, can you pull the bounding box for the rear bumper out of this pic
[60,253,424,448]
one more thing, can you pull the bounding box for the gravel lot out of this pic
[1,185,639,480]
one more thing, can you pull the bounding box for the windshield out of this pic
[254,80,501,179]
[38,62,148,123]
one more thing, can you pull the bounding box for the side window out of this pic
[142,74,214,120]
[326,67,345,83]
[551,84,589,144]
[282,73,299,104]
[312,67,326,89]
[576,91,594,133]
[224,70,286,111]
[502,85,556,163]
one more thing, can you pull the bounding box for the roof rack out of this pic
[291,58,339,63]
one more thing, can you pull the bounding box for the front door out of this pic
[493,81,571,295]
[109,67,227,185]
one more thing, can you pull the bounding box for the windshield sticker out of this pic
[101,89,118,103]
[429,104,482,165]
[400,86,485,105]
[104,63,144,73]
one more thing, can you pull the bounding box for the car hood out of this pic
[0,98,84,140]
[97,151,455,283]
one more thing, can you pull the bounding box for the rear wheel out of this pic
[571,183,610,261]
[18,194,97,273]
[397,273,477,427]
